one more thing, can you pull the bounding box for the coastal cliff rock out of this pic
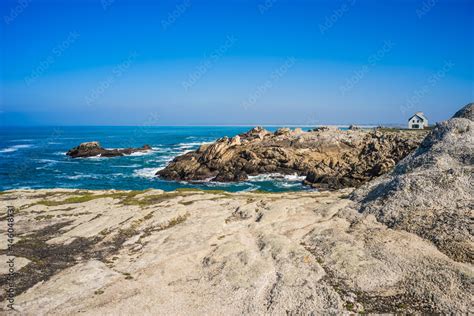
[157,127,428,189]
[67,142,152,158]
[1,186,471,314]
[352,103,474,263]
[2,105,472,314]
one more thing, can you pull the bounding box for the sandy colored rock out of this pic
[1,104,472,315]
[352,104,474,263]
[157,126,428,189]
[0,187,471,314]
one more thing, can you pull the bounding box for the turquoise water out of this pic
[0,126,317,192]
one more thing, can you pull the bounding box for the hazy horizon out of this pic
[1,0,473,126]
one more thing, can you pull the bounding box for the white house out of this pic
[408,112,428,129]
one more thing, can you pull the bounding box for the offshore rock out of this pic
[67,142,152,158]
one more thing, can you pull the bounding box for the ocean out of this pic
[0,126,318,192]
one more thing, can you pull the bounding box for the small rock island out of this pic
[66,141,152,158]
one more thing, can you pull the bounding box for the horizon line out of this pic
[0,123,408,128]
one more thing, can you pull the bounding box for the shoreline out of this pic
[1,104,472,314]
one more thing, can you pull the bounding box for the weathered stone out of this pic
[157,127,428,189]
[275,127,291,136]
[3,183,471,314]
[352,104,474,263]
[452,102,473,120]
[66,142,152,158]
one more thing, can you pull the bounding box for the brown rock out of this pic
[157,126,428,189]
[66,142,152,158]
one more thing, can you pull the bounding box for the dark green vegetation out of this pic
[0,221,97,302]
[30,189,233,209]
[0,190,196,302]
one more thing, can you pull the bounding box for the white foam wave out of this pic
[151,147,184,155]
[247,173,306,182]
[133,167,164,179]
[111,173,126,177]
[0,148,17,153]
[64,174,98,180]
[282,174,307,181]
[35,159,59,168]
[0,144,34,153]
[129,150,154,157]
[274,181,302,189]
[83,154,103,160]
[153,155,176,163]
[37,159,58,163]
[175,141,213,150]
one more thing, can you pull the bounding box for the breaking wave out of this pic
[0,144,34,153]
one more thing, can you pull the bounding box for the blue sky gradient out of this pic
[1,0,473,126]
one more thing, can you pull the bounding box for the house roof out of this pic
[408,112,427,122]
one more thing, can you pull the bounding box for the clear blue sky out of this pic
[1,0,473,126]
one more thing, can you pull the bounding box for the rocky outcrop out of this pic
[2,106,472,315]
[157,127,428,189]
[352,103,474,263]
[452,102,473,120]
[1,187,471,314]
[66,142,152,158]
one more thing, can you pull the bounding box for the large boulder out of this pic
[240,126,271,140]
[274,127,291,136]
[452,102,473,120]
[351,103,474,262]
[67,142,152,158]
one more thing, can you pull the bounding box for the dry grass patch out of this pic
[34,191,144,207]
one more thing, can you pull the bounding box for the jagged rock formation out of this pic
[67,142,152,158]
[352,103,474,263]
[157,127,428,189]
